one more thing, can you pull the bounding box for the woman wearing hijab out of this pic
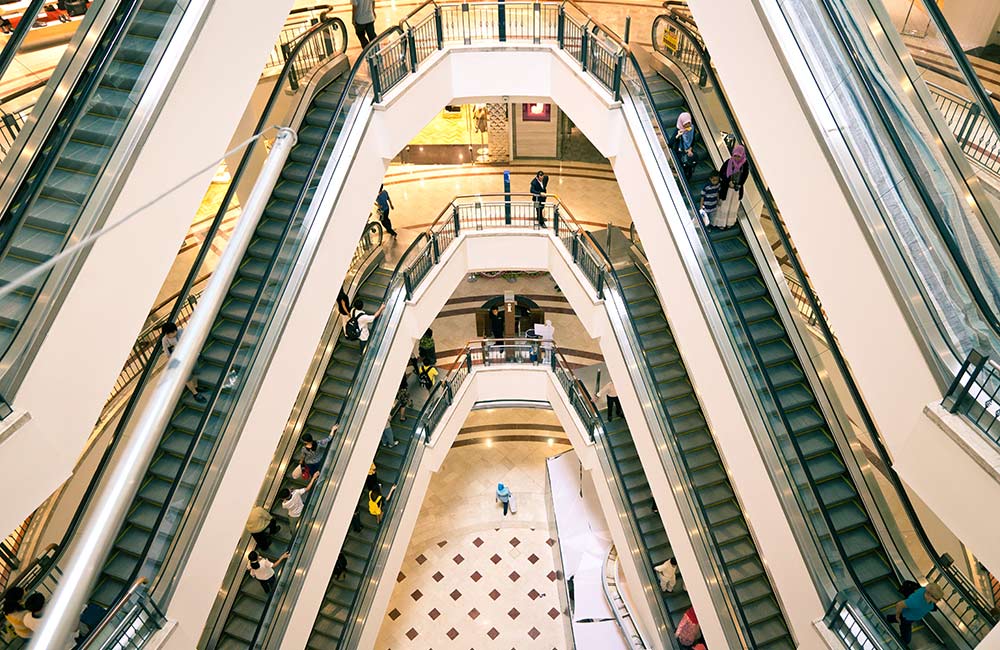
[718,144,749,201]
[672,112,697,180]
[496,482,512,516]
[717,143,750,229]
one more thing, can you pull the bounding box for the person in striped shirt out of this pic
[700,172,724,229]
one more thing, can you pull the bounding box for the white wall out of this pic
[688,0,1000,571]
[0,0,298,537]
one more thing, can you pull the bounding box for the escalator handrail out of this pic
[2,12,349,620]
[243,227,430,648]
[651,12,997,631]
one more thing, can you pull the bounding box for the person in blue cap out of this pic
[496,483,512,516]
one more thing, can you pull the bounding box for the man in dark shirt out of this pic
[530,171,549,228]
[489,305,504,338]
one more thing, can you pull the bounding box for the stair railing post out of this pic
[498,0,507,42]
[434,5,444,48]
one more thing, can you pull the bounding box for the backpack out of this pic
[368,493,382,516]
[900,580,920,598]
[345,310,362,341]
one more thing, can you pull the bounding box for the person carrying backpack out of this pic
[345,298,385,348]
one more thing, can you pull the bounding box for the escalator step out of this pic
[709,236,750,261]
[115,34,157,65]
[740,298,777,323]
[851,552,893,586]
[807,453,846,482]
[726,555,765,585]
[758,339,795,366]
[40,168,92,205]
[730,276,767,302]
[88,86,134,118]
[103,552,139,582]
[654,374,692,399]
[775,384,815,411]
[719,536,758,567]
[795,428,836,458]
[826,501,868,532]
[814,474,855,508]
[129,9,173,39]
[91,576,127,610]
[57,141,108,175]
[765,361,805,389]
[99,60,144,93]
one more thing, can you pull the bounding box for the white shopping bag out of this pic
[508,493,518,514]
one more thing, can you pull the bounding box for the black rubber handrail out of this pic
[3,12,349,622]
[652,11,996,635]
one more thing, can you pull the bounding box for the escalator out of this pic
[609,258,794,649]
[772,0,1000,376]
[638,24,996,644]
[210,261,393,648]
[305,405,415,649]
[0,16,354,647]
[84,68,352,611]
[0,0,187,365]
[640,63,940,647]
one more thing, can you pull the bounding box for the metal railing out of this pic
[603,546,649,649]
[925,554,999,638]
[262,5,333,76]
[925,81,1000,175]
[364,0,628,103]
[78,579,165,650]
[942,349,1000,448]
[824,591,904,649]
[0,516,30,590]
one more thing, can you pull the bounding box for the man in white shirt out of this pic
[247,550,289,594]
[350,298,386,347]
[596,380,621,420]
[278,471,319,519]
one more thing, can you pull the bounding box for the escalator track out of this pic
[0,0,185,366]
[639,48,994,644]
[211,262,393,649]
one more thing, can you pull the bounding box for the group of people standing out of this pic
[671,111,750,231]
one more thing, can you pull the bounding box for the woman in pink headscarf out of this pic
[718,144,749,202]
[672,111,698,180]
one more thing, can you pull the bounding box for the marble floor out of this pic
[375,438,573,649]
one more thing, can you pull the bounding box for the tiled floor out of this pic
[375,440,572,649]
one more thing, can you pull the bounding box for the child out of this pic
[701,173,723,230]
